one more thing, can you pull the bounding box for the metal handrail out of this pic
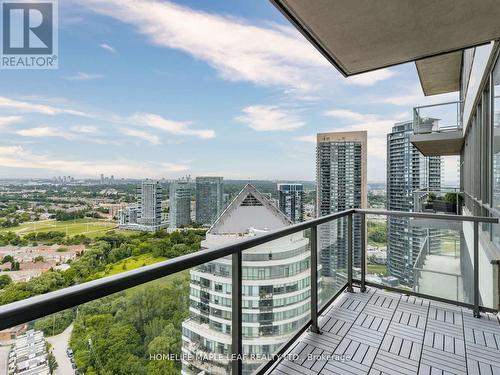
[0,208,497,375]
[413,100,462,134]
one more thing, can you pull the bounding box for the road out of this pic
[46,324,76,375]
[0,346,9,375]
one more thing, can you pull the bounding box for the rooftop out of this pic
[209,184,291,235]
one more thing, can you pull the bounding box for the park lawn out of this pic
[111,228,144,237]
[367,264,387,275]
[96,253,168,278]
[0,219,117,238]
[95,253,190,292]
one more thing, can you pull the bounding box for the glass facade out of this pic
[316,134,366,276]
[195,177,224,226]
[460,46,500,309]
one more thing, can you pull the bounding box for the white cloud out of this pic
[16,125,111,143]
[0,96,89,117]
[376,86,458,106]
[63,72,105,81]
[0,116,22,127]
[76,0,340,92]
[236,105,305,132]
[122,128,161,145]
[99,43,117,54]
[131,113,215,139]
[322,109,371,122]
[0,94,214,141]
[69,125,99,134]
[17,127,68,139]
[346,69,395,86]
[0,146,189,178]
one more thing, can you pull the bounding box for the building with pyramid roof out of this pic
[181,184,316,374]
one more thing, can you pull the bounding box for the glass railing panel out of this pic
[479,220,500,310]
[387,214,472,304]
[0,270,193,375]
[241,229,311,374]
[413,101,461,134]
[318,217,348,309]
[0,229,208,306]
[366,214,388,284]
[185,256,234,375]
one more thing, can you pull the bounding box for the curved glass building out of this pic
[181,184,313,374]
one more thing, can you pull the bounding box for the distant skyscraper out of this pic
[137,180,162,227]
[195,177,223,226]
[277,183,305,223]
[169,180,192,228]
[387,121,441,284]
[316,131,367,275]
[118,180,165,231]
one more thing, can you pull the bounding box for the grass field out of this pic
[96,253,168,278]
[0,219,117,238]
[95,253,190,293]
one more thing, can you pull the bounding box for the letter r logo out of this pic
[2,2,53,54]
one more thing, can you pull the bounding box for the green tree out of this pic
[1,255,14,264]
[0,274,12,289]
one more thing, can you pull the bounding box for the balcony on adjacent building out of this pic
[414,188,464,216]
[0,209,498,375]
[410,101,464,156]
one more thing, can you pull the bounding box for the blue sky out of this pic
[0,0,459,183]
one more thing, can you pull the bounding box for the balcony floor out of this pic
[269,287,500,375]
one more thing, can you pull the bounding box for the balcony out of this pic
[410,101,464,156]
[414,188,463,216]
[0,210,498,375]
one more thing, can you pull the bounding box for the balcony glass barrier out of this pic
[318,217,348,310]
[372,213,472,304]
[241,229,311,375]
[413,101,462,134]
[0,210,497,375]
[185,256,233,375]
[1,271,191,375]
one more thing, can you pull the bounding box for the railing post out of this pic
[473,221,480,318]
[360,212,366,292]
[310,225,320,334]
[347,213,353,293]
[232,251,243,374]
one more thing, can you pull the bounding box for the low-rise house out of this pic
[8,330,50,375]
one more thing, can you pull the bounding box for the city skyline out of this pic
[0,0,459,183]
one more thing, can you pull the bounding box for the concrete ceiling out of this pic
[271,0,500,76]
[416,51,462,96]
